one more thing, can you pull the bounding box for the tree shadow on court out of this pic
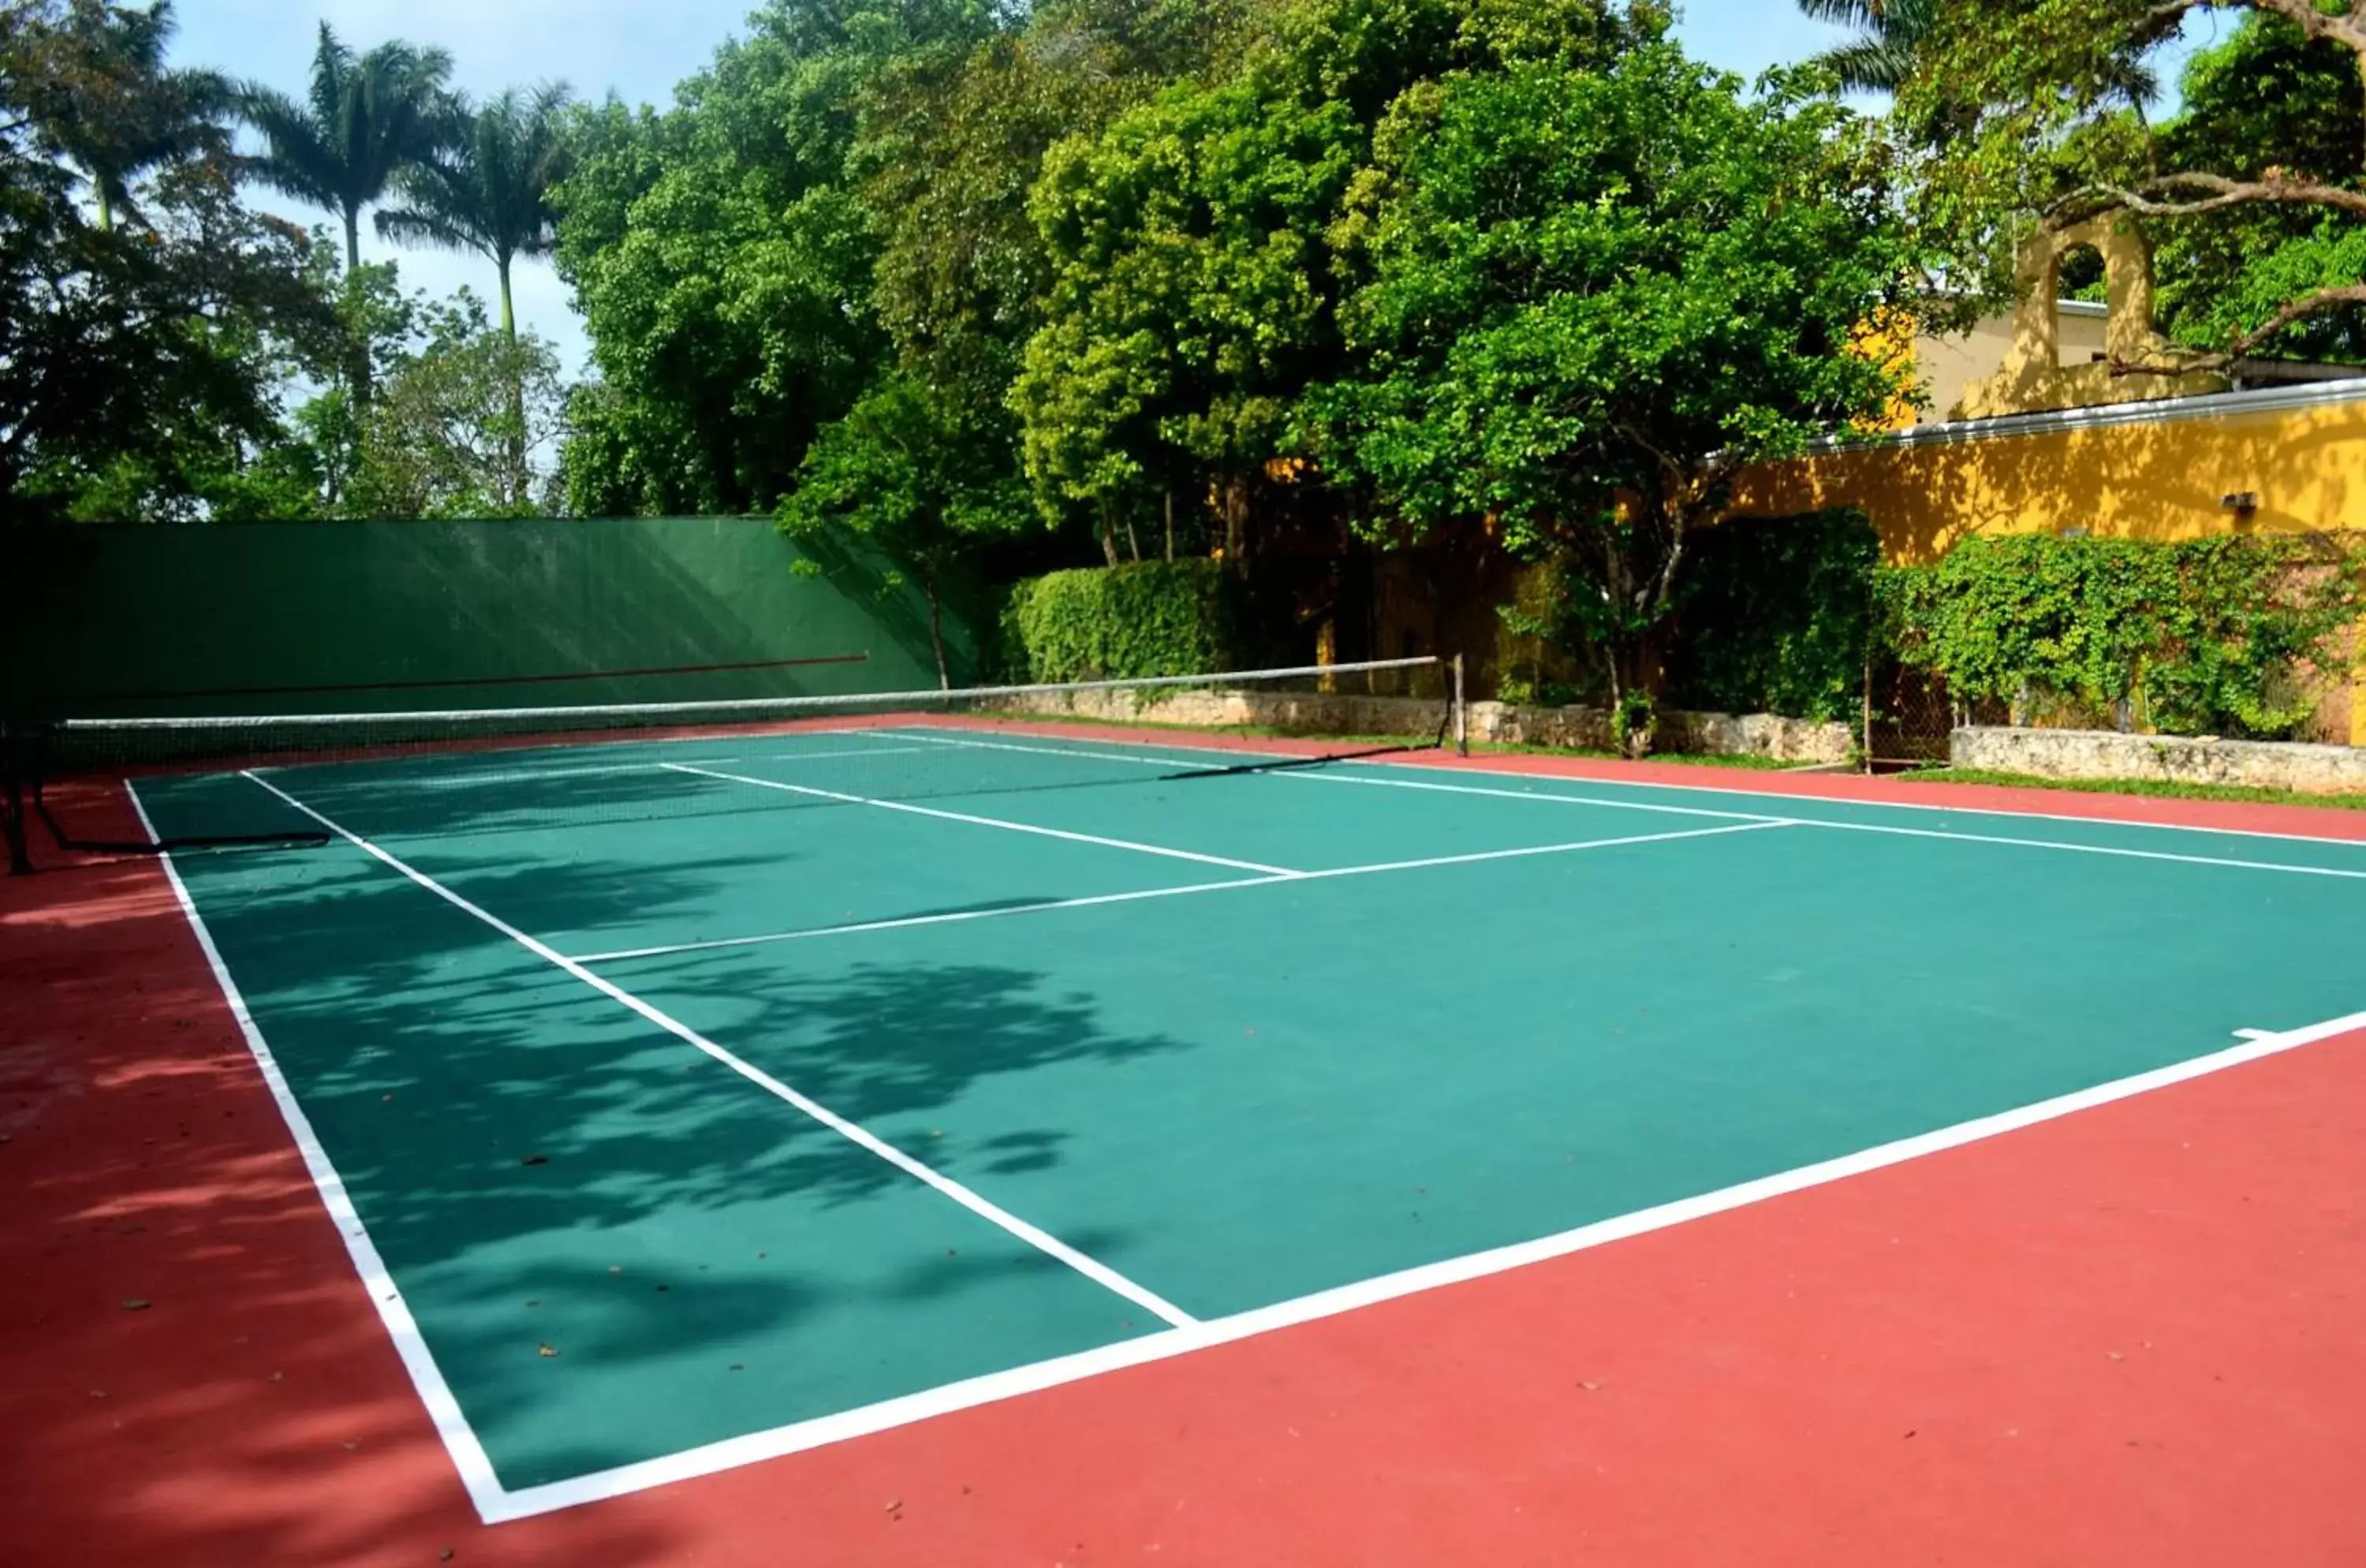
[129,726,1288,856]
[163,838,1191,1485]
[1,848,691,1568]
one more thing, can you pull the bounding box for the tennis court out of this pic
[93,665,2366,1526]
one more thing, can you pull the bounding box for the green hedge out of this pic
[1663,510,1879,723]
[1002,560,1237,682]
[1878,533,2365,741]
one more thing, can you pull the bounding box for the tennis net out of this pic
[20,655,1465,858]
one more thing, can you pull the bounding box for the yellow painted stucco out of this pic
[1730,396,2366,563]
[1727,386,2366,745]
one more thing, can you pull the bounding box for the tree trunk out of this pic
[498,256,526,508]
[1098,511,1121,568]
[1603,626,1670,759]
[1125,516,1143,562]
[343,208,372,414]
[1164,491,1176,562]
[925,569,950,691]
[1221,475,1248,575]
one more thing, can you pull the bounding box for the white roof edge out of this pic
[1810,375,2366,454]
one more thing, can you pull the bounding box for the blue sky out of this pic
[166,1,2209,378]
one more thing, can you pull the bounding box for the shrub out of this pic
[1002,560,1237,682]
[1878,533,2365,741]
[1665,510,1879,722]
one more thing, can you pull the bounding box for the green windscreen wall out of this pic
[9,517,972,720]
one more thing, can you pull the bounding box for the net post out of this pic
[1450,655,1468,757]
[1861,649,1876,776]
[2,727,31,877]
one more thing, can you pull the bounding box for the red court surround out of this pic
[4,761,2362,1566]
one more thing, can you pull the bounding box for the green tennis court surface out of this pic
[133,722,2366,1519]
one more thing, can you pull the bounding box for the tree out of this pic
[859,0,1243,406]
[2151,6,2366,360]
[2,2,338,525]
[777,375,1032,686]
[13,0,232,233]
[344,289,565,518]
[1898,0,2364,364]
[1010,0,1645,567]
[1797,0,1933,94]
[377,83,574,478]
[236,23,453,276]
[377,84,573,341]
[1305,48,1916,752]
[554,0,999,517]
[235,19,451,416]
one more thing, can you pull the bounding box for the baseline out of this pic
[485,1002,2366,1522]
[230,771,1199,1384]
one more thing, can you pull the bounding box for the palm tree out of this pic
[1798,0,2156,106]
[21,0,233,233]
[376,84,574,488]
[375,84,574,341]
[1797,0,1935,95]
[235,22,453,276]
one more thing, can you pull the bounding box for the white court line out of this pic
[125,780,513,1524]
[879,727,1786,824]
[483,1002,2366,1522]
[237,771,1200,1344]
[882,726,2366,880]
[1169,760,2366,880]
[662,761,1301,877]
[885,721,2366,851]
[571,819,1789,966]
[756,745,943,763]
[293,744,944,793]
[1802,817,2366,880]
[574,876,1289,964]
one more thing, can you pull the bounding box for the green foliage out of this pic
[10,0,231,233]
[1895,0,2366,360]
[1002,561,1236,681]
[553,0,999,517]
[1666,511,1880,723]
[343,290,567,518]
[1,9,341,525]
[377,83,575,338]
[234,22,455,274]
[1307,45,1916,745]
[778,375,1036,683]
[859,0,1233,408]
[1011,0,1646,549]
[1879,534,2366,741]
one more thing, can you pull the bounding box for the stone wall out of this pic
[1951,726,2366,795]
[1000,686,1855,764]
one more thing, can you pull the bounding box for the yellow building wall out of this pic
[1726,385,2366,745]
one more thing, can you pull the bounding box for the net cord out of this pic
[57,656,1446,734]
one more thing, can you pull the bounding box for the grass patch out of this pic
[1898,767,2366,813]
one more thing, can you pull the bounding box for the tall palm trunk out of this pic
[498,254,526,506]
[341,205,372,413]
